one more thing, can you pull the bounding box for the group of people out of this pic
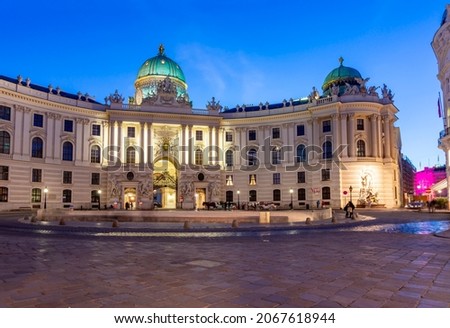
[343,201,356,219]
[125,202,133,210]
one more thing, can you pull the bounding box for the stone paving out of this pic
[0,209,449,308]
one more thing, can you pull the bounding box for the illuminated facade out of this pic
[0,46,402,210]
[433,5,450,208]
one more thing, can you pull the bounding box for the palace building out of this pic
[433,5,450,209]
[0,45,402,211]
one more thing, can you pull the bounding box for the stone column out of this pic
[371,114,378,157]
[82,119,90,162]
[383,115,391,158]
[22,108,32,158]
[188,125,193,165]
[208,126,213,165]
[235,128,241,166]
[181,124,186,165]
[340,114,348,158]
[140,122,145,165]
[117,121,123,164]
[75,118,84,164]
[331,114,339,157]
[45,113,54,159]
[147,123,153,164]
[312,118,319,159]
[102,122,109,165]
[13,106,24,156]
[53,114,62,160]
[348,114,355,157]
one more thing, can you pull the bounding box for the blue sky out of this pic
[1,0,448,169]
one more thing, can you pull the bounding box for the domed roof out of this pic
[322,57,362,91]
[137,45,186,83]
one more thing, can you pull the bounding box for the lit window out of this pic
[249,174,257,185]
[31,188,41,203]
[195,148,203,165]
[226,175,233,186]
[126,147,136,164]
[91,145,101,163]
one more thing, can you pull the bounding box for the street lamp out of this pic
[97,190,102,210]
[44,187,48,209]
[349,185,353,202]
[289,188,293,210]
[237,190,240,210]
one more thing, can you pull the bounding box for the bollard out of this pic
[31,216,37,223]
[59,218,66,225]
[183,221,191,230]
[112,219,119,228]
[331,216,337,223]
[231,219,239,228]
[305,217,312,225]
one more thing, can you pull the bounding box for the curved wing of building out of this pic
[0,46,401,211]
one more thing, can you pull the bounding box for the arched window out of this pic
[249,190,257,202]
[195,148,203,165]
[247,148,257,166]
[126,147,136,164]
[298,188,306,201]
[296,144,307,163]
[271,147,281,165]
[322,187,331,200]
[356,140,366,157]
[91,145,101,163]
[225,149,233,167]
[0,186,8,202]
[31,137,43,158]
[273,189,281,201]
[62,189,72,203]
[226,190,233,202]
[62,142,73,161]
[31,188,41,203]
[322,141,332,159]
[0,131,11,154]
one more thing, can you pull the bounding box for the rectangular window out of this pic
[33,113,44,127]
[62,189,72,203]
[357,119,364,131]
[272,127,280,139]
[0,165,8,180]
[297,171,306,183]
[195,130,203,141]
[64,119,74,132]
[127,127,135,138]
[321,168,331,181]
[296,124,305,136]
[31,188,41,203]
[0,105,11,121]
[63,171,72,184]
[225,131,233,142]
[0,187,8,202]
[322,120,331,133]
[226,175,233,186]
[273,189,281,201]
[92,124,101,136]
[298,188,306,201]
[32,168,42,182]
[91,172,100,185]
[249,174,257,185]
[248,129,256,141]
[273,173,281,184]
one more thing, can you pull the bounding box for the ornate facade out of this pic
[0,46,402,211]
[433,5,450,209]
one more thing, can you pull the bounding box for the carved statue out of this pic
[209,182,220,197]
[138,178,152,197]
[309,86,320,101]
[108,90,124,104]
[355,77,370,94]
[368,86,379,96]
[206,97,223,111]
[344,83,359,95]
[110,176,121,198]
[331,84,339,96]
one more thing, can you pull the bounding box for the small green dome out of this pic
[137,45,186,83]
[322,57,362,91]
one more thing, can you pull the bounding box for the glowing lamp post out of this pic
[98,190,102,210]
[349,186,353,202]
[237,190,240,210]
[44,187,48,209]
[289,188,293,209]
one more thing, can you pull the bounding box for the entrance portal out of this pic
[195,188,206,210]
[124,187,137,210]
[153,159,177,209]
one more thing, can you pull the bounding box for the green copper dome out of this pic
[322,57,362,91]
[137,45,186,83]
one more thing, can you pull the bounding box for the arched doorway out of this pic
[153,158,178,209]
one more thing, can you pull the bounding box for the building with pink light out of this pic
[414,165,447,199]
